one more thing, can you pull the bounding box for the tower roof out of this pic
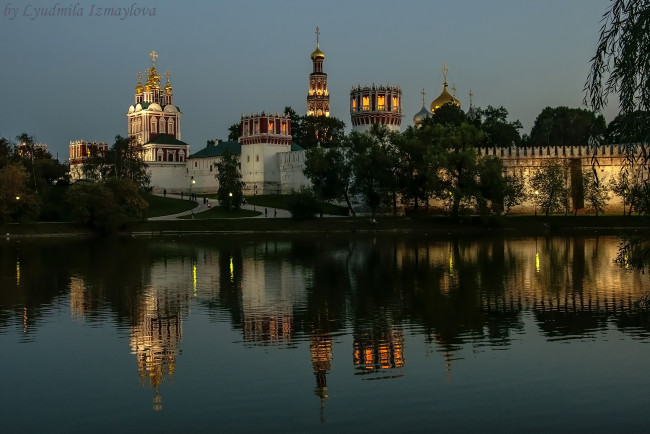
[430,64,460,112]
[311,26,325,60]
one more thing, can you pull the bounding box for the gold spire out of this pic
[430,63,461,112]
[144,68,152,91]
[135,71,143,94]
[311,26,325,60]
[164,71,172,94]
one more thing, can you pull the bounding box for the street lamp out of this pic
[534,190,539,216]
[190,176,195,200]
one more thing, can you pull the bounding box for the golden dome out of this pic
[430,83,460,112]
[135,72,143,94]
[311,46,325,61]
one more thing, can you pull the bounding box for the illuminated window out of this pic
[377,95,385,110]
[282,122,286,133]
[392,96,399,110]
[352,99,356,110]
[362,96,369,111]
[269,121,273,132]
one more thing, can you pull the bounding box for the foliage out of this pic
[476,156,507,214]
[429,122,486,218]
[82,135,150,188]
[286,188,320,219]
[227,122,241,142]
[422,103,468,127]
[606,111,650,144]
[582,169,611,215]
[284,106,346,149]
[503,173,527,214]
[394,127,435,211]
[473,105,523,147]
[215,151,244,210]
[0,164,39,223]
[64,178,147,233]
[528,106,606,146]
[303,146,355,216]
[530,160,569,216]
[347,126,399,215]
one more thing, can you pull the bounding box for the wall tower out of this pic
[350,84,402,133]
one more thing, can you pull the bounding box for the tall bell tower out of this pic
[307,27,330,117]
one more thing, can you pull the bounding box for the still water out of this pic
[2,234,650,433]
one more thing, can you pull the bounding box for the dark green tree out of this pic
[82,135,150,188]
[528,106,606,146]
[0,164,39,223]
[227,122,241,142]
[303,146,356,216]
[530,160,569,216]
[216,151,244,210]
[582,169,610,215]
[474,106,523,147]
[503,173,527,214]
[394,126,435,212]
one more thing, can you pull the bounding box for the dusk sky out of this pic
[1,0,616,160]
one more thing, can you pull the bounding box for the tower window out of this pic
[362,96,369,111]
[352,99,356,110]
[393,96,399,110]
[377,95,385,111]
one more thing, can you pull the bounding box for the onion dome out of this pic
[149,66,161,89]
[430,83,460,112]
[413,105,430,127]
[135,72,143,94]
[311,46,325,61]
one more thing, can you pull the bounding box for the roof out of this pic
[145,134,190,147]
[291,142,304,151]
[188,140,241,159]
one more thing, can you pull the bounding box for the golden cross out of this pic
[137,71,142,82]
[149,50,158,65]
[315,26,320,46]
[441,63,448,83]
[421,88,426,106]
[165,71,171,81]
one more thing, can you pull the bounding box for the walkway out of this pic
[147,193,291,221]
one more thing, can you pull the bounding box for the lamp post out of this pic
[229,192,233,211]
[534,190,539,216]
[190,176,195,200]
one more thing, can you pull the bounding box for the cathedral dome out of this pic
[430,83,460,112]
[413,105,430,127]
[311,46,325,61]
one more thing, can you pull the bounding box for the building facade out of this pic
[350,84,402,133]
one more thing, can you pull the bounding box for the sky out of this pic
[0,0,617,161]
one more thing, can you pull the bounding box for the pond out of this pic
[2,234,650,433]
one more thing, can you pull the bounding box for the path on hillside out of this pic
[148,193,292,220]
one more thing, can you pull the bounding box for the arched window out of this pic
[159,118,165,134]
[178,150,185,162]
[168,119,174,135]
[167,152,174,162]
[157,149,163,161]
[151,118,157,133]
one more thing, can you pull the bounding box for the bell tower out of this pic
[307,27,330,117]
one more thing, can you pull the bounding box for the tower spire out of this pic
[421,88,426,107]
[315,26,320,47]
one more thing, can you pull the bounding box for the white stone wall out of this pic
[278,150,311,193]
[147,162,190,193]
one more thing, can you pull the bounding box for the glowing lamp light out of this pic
[16,196,20,200]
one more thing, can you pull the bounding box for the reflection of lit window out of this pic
[377,95,385,110]
[362,96,369,111]
[536,252,540,273]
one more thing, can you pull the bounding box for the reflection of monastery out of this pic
[68,28,630,213]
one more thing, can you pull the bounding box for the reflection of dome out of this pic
[413,105,430,127]
[311,46,325,61]
[430,83,460,112]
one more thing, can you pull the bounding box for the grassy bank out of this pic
[3,214,650,237]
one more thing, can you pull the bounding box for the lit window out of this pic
[393,96,399,109]
[269,121,273,132]
[352,99,356,110]
[377,95,385,111]
[282,122,286,133]
[362,96,369,111]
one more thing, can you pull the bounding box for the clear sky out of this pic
[0,0,616,160]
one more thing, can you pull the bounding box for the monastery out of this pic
[69,28,629,213]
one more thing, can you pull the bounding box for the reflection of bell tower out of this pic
[310,331,333,419]
[130,287,185,411]
[307,26,330,117]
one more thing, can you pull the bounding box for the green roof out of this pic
[291,142,304,151]
[188,140,241,159]
[145,134,190,147]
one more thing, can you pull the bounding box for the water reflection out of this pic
[1,234,649,417]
